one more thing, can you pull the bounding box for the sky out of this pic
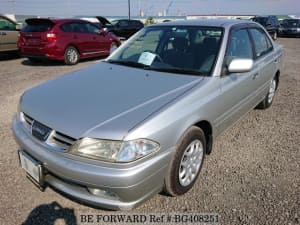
[0,0,299,17]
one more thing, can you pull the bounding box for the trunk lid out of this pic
[20,18,56,46]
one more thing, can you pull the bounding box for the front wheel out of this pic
[64,46,79,65]
[164,126,206,196]
[257,77,277,109]
[272,31,278,40]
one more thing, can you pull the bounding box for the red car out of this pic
[18,18,121,65]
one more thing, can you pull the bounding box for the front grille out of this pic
[47,131,76,150]
[20,112,76,151]
[23,113,34,129]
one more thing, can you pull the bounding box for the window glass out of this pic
[283,19,300,27]
[225,29,253,64]
[119,20,129,27]
[109,26,223,75]
[60,23,73,32]
[23,21,53,32]
[121,29,162,60]
[71,22,88,33]
[253,17,268,26]
[249,28,273,57]
[0,18,15,30]
[84,23,100,34]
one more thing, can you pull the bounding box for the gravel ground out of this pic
[0,38,299,225]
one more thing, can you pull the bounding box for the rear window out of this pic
[23,20,54,32]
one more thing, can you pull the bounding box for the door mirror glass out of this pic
[228,59,253,73]
[16,23,23,30]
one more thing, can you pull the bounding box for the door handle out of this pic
[253,72,259,79]
[0,32,7,35]
[73,35,78,39]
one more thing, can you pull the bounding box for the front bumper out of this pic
[12,116,173,210]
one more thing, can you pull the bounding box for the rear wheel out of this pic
[27,57,41,63]
[257,77,277,109]
[64,46,79,65]
[164,126,206,196]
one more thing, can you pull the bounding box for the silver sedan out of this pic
[13,19,283,210]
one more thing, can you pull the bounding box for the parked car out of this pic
[109,19,144,39]
[79,17,143,40]
[77,16,114,31]
[18,18,121,65]
[0,15,21,53]
[279,19,300,37]
[252,16,280,40]
[13,19,283,210]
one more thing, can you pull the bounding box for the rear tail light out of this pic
[46,33,57,42]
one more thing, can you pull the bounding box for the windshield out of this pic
[110,20,119,25]
[107,25,223,76]
[282,19,300,28]
[253,17,268,26]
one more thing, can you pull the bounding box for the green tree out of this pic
[145,16,155,26]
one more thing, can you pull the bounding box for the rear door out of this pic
[0,16,18,51]
[84,22,110,55]
[66,22,91,55]
[248,27,278,101]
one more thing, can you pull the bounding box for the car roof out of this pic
[150,19,257,29]
[254,15,276,18]
[113,19,141,22]
[25,18,90,24]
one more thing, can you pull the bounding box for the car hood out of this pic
[21,62,202,140]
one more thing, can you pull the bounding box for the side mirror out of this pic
[98,28,107,36]
[16,23,23,31]
[228,59,253,73]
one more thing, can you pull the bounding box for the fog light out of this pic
[87,187,119,200]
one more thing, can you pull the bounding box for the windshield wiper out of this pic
[106,60,205,76]
[145,66,205,76]
[106,60,149,69]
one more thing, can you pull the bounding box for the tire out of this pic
[64,46,79,65]
[257,76,277,109]
[272,31,278,40]
[109,42,118,55]
[164,126,206,196]
[28,57,41,63]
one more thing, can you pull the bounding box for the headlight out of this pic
[297,28,300,32]
[69,138,159,162]
[17,92,25,118]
